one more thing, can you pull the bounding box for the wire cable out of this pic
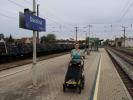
[119,2,133,22]
[0,12,17,20]
[120,0,132,14]
[8,0,25,8]
[23,0,32,4]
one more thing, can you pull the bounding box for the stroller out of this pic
[63,59,85,93]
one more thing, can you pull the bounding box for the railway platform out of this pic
[97,49,132,100]
[0,49,132,100]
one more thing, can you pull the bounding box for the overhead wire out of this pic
[7,0,73,30]
[40,12,74,33]
[119,0,133,22]
[5,0,116,36]
[8,0,25,8]
[0,8,17,15]
[0,12,17,20]
[7,0,61,25]
[40,12,72,29]
[120,0,132,14]
[41,8,72,26]
[6,1,130,25]
[23,0,32,4]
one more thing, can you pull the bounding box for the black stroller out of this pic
[63,59,85,93]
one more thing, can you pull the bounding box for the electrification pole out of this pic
[83,30,87,50]
[75,26,78,42]
[121,26,128,48]
[88,25,92,50]
[32,0,37,86]
[110,24,112,33]
[85,31,87,49]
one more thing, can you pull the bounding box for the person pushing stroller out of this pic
[70,43,84,68]
[63,43,85,93]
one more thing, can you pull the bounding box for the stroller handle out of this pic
[69,58,84,67]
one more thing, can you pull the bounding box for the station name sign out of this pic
[19,12,46,32]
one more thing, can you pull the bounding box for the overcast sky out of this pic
[0,0,133,40]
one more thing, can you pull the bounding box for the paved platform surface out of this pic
[0,49,131,100]
[0,51,101,100]
[97,49,132,100]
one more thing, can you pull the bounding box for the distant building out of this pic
[108,40,115,46]
[56,39,74,44]
[115,38,133,47]
[122,38,133,47]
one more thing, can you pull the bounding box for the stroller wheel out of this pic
[82,75,85,81]
[77,86,82,94]
[81,81,84,89]
[63,85,66,92]
[81,75,85,89]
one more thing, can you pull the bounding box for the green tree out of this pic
[46,34,56,42]
[103,39,110,46]
[85,37,90,45]
[7,34,14,44]
[40,35,47,43]
[40,34,56,43]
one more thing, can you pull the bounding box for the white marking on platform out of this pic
[93,54,102,100]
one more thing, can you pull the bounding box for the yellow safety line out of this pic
[93,54,102,100]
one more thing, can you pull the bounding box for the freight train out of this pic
[0,42,85,63]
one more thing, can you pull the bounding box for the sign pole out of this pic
[32,0,37,87]
[19,1,46,87]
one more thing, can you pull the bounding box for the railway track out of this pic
[0,52,69,71]
[106,47,133,99]
[112,47,133,59]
